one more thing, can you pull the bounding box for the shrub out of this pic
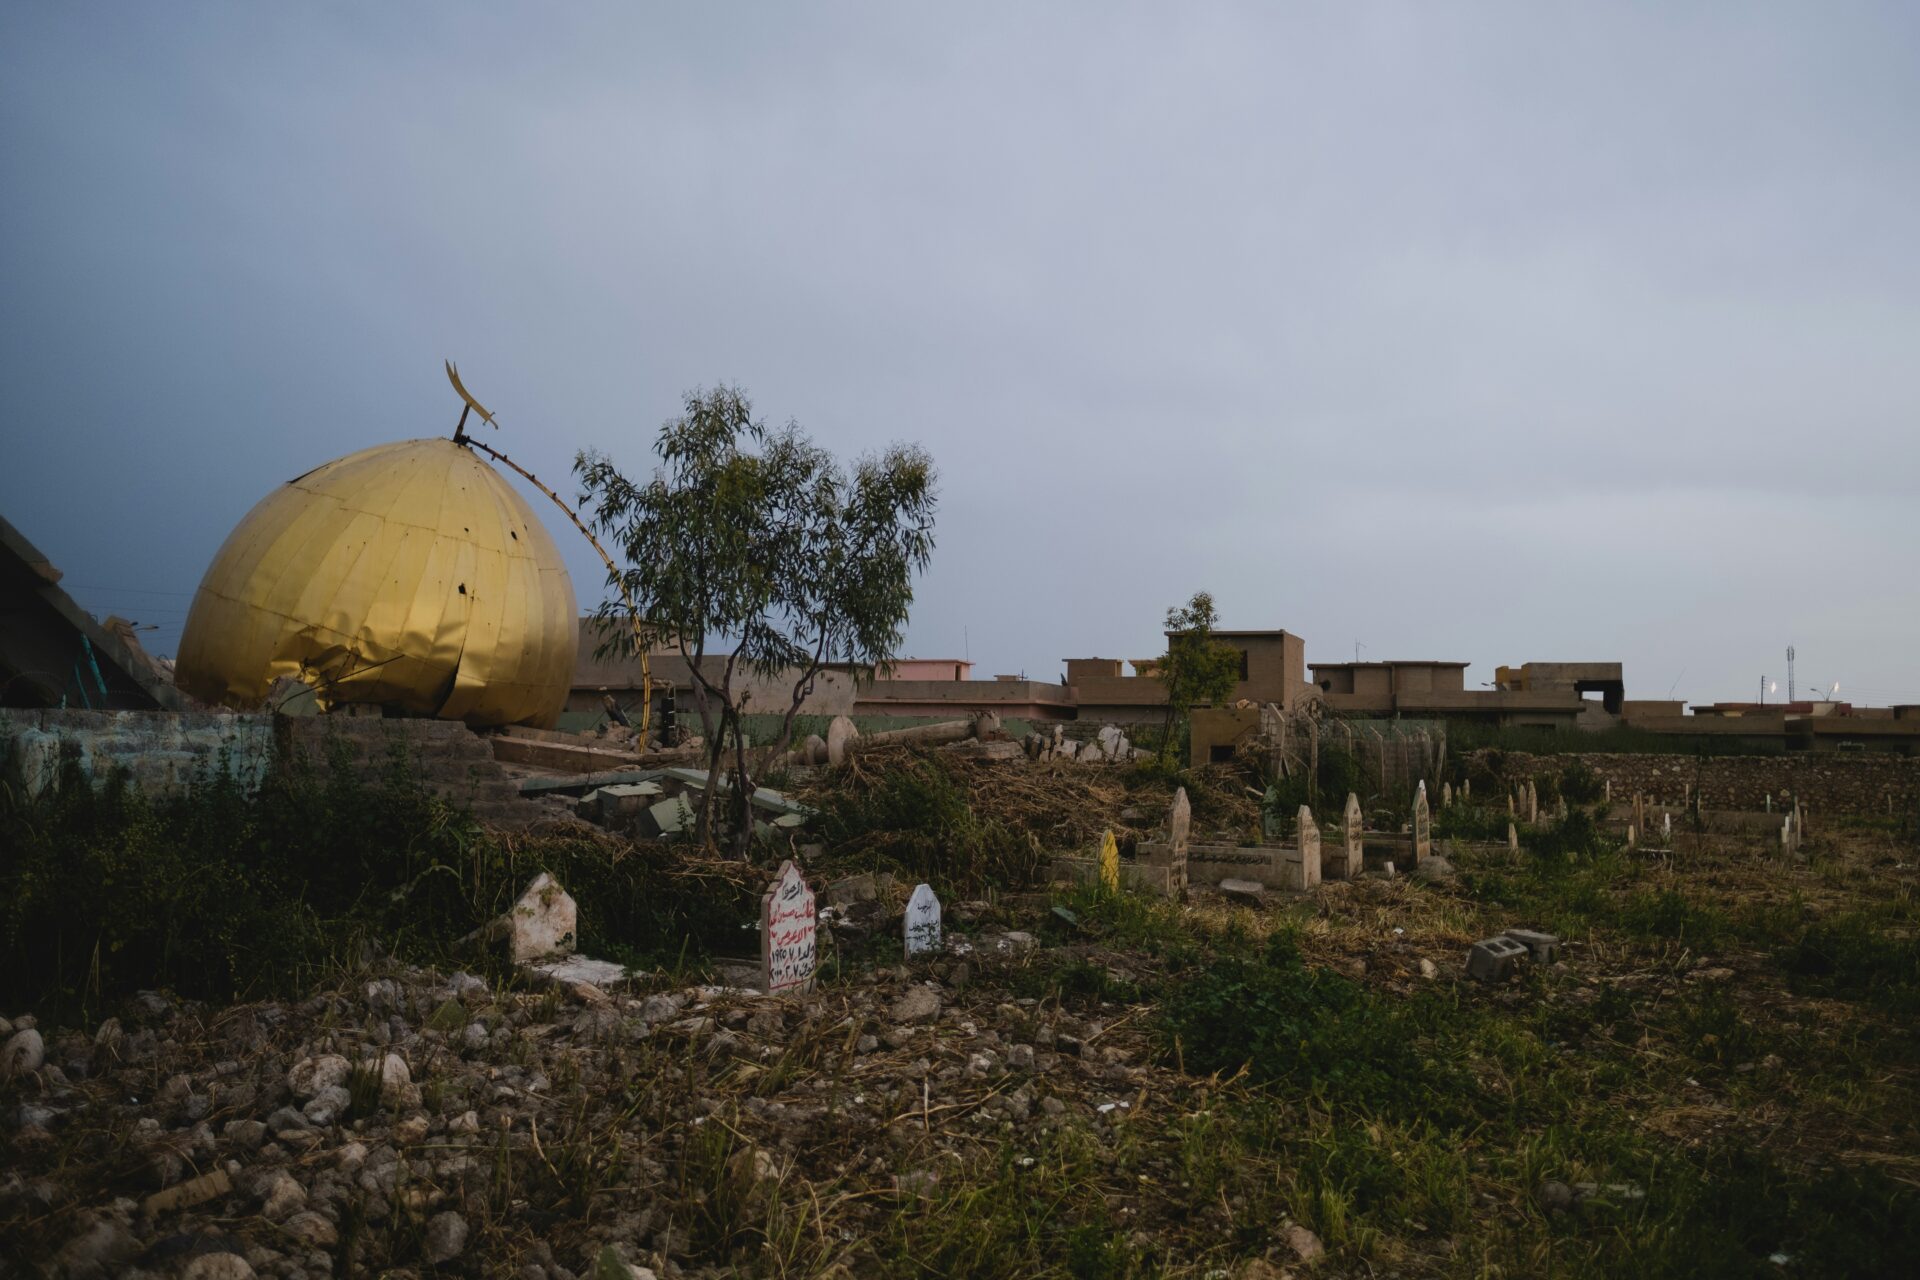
[1528,807,1612,862]
[1559,758,1606,804]
[0,741,760,1016]
[1160,933,1467,1121]
[1777,912,1920,1014]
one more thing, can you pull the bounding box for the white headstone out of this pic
[1295,805,1321,887]
[826,716,859,769]
[1411,783,1432,863]
[508,873,577,963]
[1335,791,1362,880]
[1167,787,1192,892]
[904,883,943,956]
[761,860,818,995]
[1663,812,1672,840]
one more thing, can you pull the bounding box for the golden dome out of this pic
[177,438,577,728]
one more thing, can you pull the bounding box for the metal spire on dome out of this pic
[445,360,498,441]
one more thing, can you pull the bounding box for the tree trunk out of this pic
[730,710,756,859]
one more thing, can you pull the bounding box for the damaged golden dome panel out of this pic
[176,437,577,728]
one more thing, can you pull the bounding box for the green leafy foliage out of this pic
[1264,742,1362,821]
[1153,590,1241,763]
[574,385,938,851]
[1528,806,1613,862]
[1559,758,1606,804]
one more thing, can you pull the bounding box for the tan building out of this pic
[1069,629,1308,725]
[568,624,856,722]
[1309,659,1591,729]
[881,658,974,681]
[1495,662,1625,714]
[854,674,1075,721]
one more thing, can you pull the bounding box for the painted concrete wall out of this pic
[1,707,273,797]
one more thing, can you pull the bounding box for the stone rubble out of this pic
[0,934,1229,1277]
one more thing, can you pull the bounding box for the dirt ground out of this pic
[3,767,1917,1279]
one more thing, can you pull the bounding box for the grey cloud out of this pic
[3,2,1916,705]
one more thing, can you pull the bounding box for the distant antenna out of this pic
[1787,645,1796,702]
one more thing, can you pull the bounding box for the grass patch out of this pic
[1777,907,1920,1014]
[0,741,759,1017]
[1159,931,1471,1124]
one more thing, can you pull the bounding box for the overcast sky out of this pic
[4,3,1917,706]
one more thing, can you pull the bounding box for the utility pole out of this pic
[1787,645,1796,703]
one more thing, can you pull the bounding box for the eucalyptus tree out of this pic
[1155,591,1242,763]
[575,385,937,853]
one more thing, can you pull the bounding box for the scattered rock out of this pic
[54,1214,139,1279]
[890,986,942,1025]
[181,1253,255,1280]
[282,1210,338,1248]
[1538,1179,1575,1214]
[1,1028,46,1080]
[303,1085,351,1126]
[372,1052,412,1104]
[258,1171,306,1220]
[286,1055,350,1100]
[1412,855,1455,882]
[424,1210,469,1264]
[1282,1222,1323,1261]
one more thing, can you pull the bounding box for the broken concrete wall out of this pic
[1,709,535,825]
[1,708,274,798]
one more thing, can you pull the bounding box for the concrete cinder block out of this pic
[1466,935,1530,983]
[1501,928,1562,963]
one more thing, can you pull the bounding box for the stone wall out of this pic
[2,709,538,827]
[0,708,274,797]
[278,716,533,825]
[1489,750,1920,816]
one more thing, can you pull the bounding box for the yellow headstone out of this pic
[1098,829,1120,893]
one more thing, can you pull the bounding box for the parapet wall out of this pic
[1,708,274,797]
[1,709,535,825]
[1490,750,1920,815]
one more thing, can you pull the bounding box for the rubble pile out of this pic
[0,941,1221,1279]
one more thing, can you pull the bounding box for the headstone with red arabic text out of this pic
[761,860,818,995]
